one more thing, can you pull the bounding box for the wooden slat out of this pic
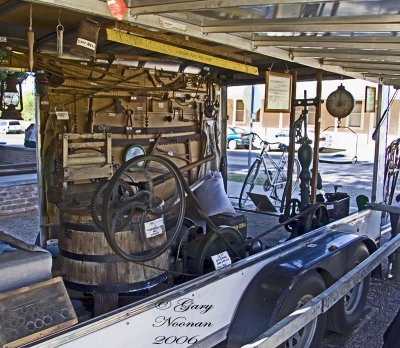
[68,142,105,149]
[66,133,106,140]
[67,152,104,158]
[67,156,106,166]
[64,164,113,181]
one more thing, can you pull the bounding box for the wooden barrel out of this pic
[58,204,169,294]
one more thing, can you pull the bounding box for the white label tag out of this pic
[326,203,334,209]
[76,38,96,51]
[41,100,49,105]
[55,111,69,120]
[144,217,165,238]
[108,112,116,117]
[158,102,164,109]
[137,106,143,111]
[211,251,231,270]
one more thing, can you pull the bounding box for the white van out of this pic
[0,120,22,134]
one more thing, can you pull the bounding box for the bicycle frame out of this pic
[259,145,288,201]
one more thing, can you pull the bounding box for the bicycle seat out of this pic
[278,143,289,151]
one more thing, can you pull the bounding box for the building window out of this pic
[235,99,244,122]
[347,101,363,129]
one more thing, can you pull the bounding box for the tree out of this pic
[21,92,34,121]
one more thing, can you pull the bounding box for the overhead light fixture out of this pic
[0,75,23,120]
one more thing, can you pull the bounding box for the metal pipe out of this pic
[371,83,390,203]
[283,71,297,215]
[219,85,228,192]
[310,70,322,204]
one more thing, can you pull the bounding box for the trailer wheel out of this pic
[276,272,326,348]
[328,244,370,334]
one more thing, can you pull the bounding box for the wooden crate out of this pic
[0,277,77,348]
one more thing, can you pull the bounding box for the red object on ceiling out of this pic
[106,0,128,20]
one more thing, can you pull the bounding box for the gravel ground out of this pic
[345,277,400,348]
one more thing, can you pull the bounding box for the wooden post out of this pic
[311,70,323,204]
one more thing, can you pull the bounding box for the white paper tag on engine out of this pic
[144,217,165,238]
[211,251,231,270]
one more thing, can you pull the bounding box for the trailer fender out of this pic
[225,233,376,347]
[225,262,299,348]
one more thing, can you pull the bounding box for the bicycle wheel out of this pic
[270,158,301,205]
[239,159,264,209]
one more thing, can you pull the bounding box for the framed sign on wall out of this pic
[264,71,292,113]
[365,86,376,113]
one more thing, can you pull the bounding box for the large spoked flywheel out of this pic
[101,155,186,262]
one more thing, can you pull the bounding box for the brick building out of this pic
[227,80,399,157]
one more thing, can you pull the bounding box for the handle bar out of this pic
[249,132,281,146]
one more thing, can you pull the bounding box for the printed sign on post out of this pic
[211,251,232,270]
[144,217,165,238]
[265,71,292,113]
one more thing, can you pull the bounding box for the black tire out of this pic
[239,159,262,209]
[276,271,326,348]
[327,244,370,334]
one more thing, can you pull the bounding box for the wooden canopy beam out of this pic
[110,21,252,63]
[105,29,259,75]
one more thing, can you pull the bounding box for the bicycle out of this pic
[238,133,300,211]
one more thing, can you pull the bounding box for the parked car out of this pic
[24,123,36,148]
[273,128,333,151]
[227,127,252,150]
[0,120,23,134]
